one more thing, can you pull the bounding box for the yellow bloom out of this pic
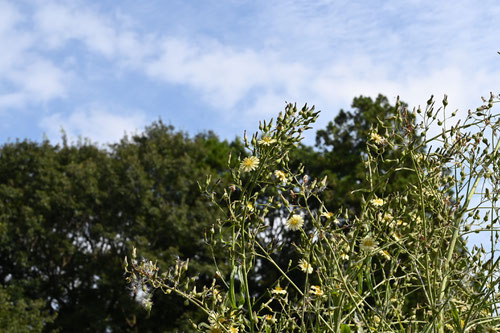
[246,202,254,211]
[258,136,276,146]
[370,132,385,145]
[321,211,334,219]
[286,214,304,231]
[229,326,239,333]
[298,259,313,274]
[380,250,391,260]
[274,170,287,182]
[271,285,287,295]
[370,198,384,207]
[264,314,276,323]
[310,285,323,297]
[360,236,379,252]
[240,156,259,172]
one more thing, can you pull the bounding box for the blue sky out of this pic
[1,0,499,146]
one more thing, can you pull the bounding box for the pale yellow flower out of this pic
[360,236,379,252]
[370,132,385,145]
[392,232,402,242]
[229,326,239,333]
[286,214,304,231]
[370,198,384,207]
[271,285,287,295]
[246,202,254,212]
[274,170,287,182]
[340,252,350,260]
[310,285,323,297]
[258,136,276,146]
[298,259,313,274]
[240,156,259,172]
[321,211,334,219]
[380,250,391,260]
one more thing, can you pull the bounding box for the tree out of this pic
[0,122,242,332]
[0,285,55,333]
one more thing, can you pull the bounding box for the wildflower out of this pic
[240,156,259,172]
[258,136,276,146]
[286,214,304,231]
[264,314,277,323]
[340,252,349,260]
[246,202,254,212]
[321,211,334,219]
[212,289,222,303]
[380,250,391,260]
[370,198,384,207]
[229,326,239,333]
[370,132,385,145]
[310,285,323,297]
[298,259,313,274]
[271,285,287,295]
[415,153,425,163]
[360,236,379,252]
[274,170,287,182]
[392,232,402,242]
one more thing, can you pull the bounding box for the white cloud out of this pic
[0,1,70,110]
[1,0,499,145]
[147,39,271,108]
[34,2,154,65]
[40,105,147,144]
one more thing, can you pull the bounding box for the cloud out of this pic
[0,1,70,110]
[147,39,273,108]
[34,2,154,65]
[1,0,499,145]
[39,105,147,144]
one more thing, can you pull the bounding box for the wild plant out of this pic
[125,93,500,332]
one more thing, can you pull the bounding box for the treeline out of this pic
[0,95,411,332]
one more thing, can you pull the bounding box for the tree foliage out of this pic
[0,121,240,332]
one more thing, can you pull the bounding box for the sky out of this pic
[1,0,499,146]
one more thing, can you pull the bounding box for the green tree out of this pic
[0,122,242,332]
[0,285,55,333]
